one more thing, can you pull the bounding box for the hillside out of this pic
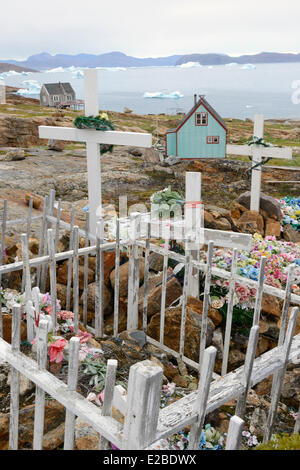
[0,62,37,73]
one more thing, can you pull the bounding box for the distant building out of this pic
[166,95,227,159]
[40,82,76,107]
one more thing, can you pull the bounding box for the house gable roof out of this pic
[42,82,75,96]
[166,96,227,134]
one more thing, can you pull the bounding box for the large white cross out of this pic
[226,114,293,212]
[39,69,152,235]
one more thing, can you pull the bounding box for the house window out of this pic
[66,95,72,101]
[53,95,60,102]
[195,112,208,126]
[207,136,220,144]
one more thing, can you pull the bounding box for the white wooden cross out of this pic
[226,114,292,212]
[38,69,152,235]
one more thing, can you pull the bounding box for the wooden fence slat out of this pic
[54,199,61,253]
[33,319,48,450]
[127,213,141,330]
[36,196,49,288]
[179,250,191,357]
[0,199,7,337]
[199,241,214,371]
[252,256,267,326]
[66,206,75,311]
[47,229,57,332]
[22,197,33,292]
[294,404,300,434]
[235,325,260,419]
[122,360,163,449]
[188,346,217,450]
[263,307,299,442]
[270,264,295,400]
[95,220,104,337]
[9,305,21,450]
[83,212,89,327]
[225,415,244,450]
[64,336,80,450]
[72,226,79,334]
[159,226,170,345]
[113,219,120,336]
[142,222,151,332]
[221,248,238,376]
[99,359,118,449]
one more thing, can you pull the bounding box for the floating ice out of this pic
[225,62,238,67]
[240,63,256,70]
[143,91,184,99]
[0,70,20,78]
[15,79,41,95]
[45,67,66,73]
[179,62,202,68]
[72,70,84,79]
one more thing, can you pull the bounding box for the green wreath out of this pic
[73,113,115,155]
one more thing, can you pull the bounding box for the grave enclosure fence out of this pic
[0,191,300,449]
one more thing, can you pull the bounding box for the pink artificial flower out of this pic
[57,310,74,321]
[235,284,251,303]
[76,330,92,344]
[49,338,67,363]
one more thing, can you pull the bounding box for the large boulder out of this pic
[138,269,182,319]
[147,304,215,362]
[236,210,264,235]
[110,259,145,298]
[80,282,113,322]
[237,191,282,221]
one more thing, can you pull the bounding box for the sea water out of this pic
[2,62,300,119]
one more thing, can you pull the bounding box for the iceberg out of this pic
[179,62,202,68]
[143,91,184,99]
[45,67,66,73]
[225,62,238,67]
[240,63,256,70]
[72,70,84,79]
[15,79,41,95]
[0,70,20,78]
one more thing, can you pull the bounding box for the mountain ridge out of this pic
[1,51,300,70]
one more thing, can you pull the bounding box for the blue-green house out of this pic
[166,95,227,159]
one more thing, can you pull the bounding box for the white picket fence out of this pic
[1,188,300,449]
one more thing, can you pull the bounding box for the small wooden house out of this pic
[166,95,227,159]
[40,82,76,107]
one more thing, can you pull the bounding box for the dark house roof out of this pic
[42,82,75,95]
[167,96,227,133]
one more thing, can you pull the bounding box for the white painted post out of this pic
[189,346,217,450]
[235,325,260,419]
[99,359,118,449]
[39,70,152,237]
[122,360,163,449]
[225,415,244,450]
[9,305,21,450]
[185,172,202,297]
[127,213,141,330]
[250,115,264,212]
[84,69,101,235]
[263,307,298,442]
[226,115,292,213]
[33,319,48,450]
[64,336,80,450]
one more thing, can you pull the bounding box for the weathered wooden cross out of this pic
[39,69,152,235]
[226,114,293,212]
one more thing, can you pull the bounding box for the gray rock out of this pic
[237,191,282,220]
[164,156,181,166]
[3,149,25,161]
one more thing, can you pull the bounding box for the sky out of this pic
[1,0,300,60]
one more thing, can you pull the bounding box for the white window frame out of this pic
[195,112,208,126]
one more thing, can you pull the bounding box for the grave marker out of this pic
[227,115,292,212]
